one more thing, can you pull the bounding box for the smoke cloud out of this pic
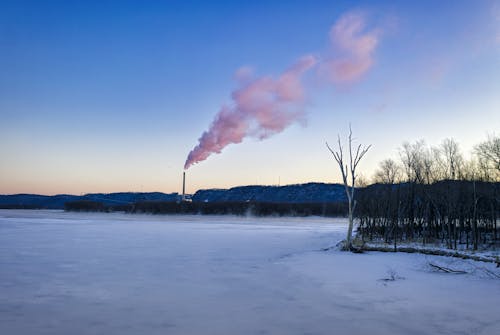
[184,11,381,169]
[184,55,317,169]
[321,11,380,83]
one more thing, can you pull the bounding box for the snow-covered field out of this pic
[0,210,499,335]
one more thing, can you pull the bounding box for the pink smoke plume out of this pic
[184,11,382,169]
[321,11,380,83]
[184,55,317,169]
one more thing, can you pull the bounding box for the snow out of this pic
[1,210,499,335]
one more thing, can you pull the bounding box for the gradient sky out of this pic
[1,0,499,195]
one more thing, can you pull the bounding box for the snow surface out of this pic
[0,210,499,335]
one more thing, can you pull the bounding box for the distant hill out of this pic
[0,183,347,210]
[0,192,180,209]
[193,183,346,203]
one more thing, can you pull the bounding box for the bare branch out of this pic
[326,141,342,166]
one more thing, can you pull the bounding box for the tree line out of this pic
[65,200,347,217]
[355,135,499,251]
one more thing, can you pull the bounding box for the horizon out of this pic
[2,180,347,197]
[1,0,499,195]
[3,178,498,198]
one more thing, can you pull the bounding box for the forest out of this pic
[355,135,499,251]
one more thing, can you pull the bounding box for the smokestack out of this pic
[182,171,186,200]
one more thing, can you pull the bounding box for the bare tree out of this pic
[441,138,463,180]
[475,134,500,181]
[421,146,440,184]
[460,158,479,181]
[431,146,447,181]
[399,140,426,183]
[327,126,371,250]
[373,158,401,184]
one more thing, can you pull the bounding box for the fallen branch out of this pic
[481,268,500,279]
[429,263,467,274]
[359,244,498,264]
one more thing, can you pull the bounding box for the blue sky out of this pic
[1,0,499,195]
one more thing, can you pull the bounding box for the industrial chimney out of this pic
[182,171,186,201]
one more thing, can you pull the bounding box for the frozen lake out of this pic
[1,210,499,335]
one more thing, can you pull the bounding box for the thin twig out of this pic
[429,263,467,274]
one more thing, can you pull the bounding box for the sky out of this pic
[1,0,499,195]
